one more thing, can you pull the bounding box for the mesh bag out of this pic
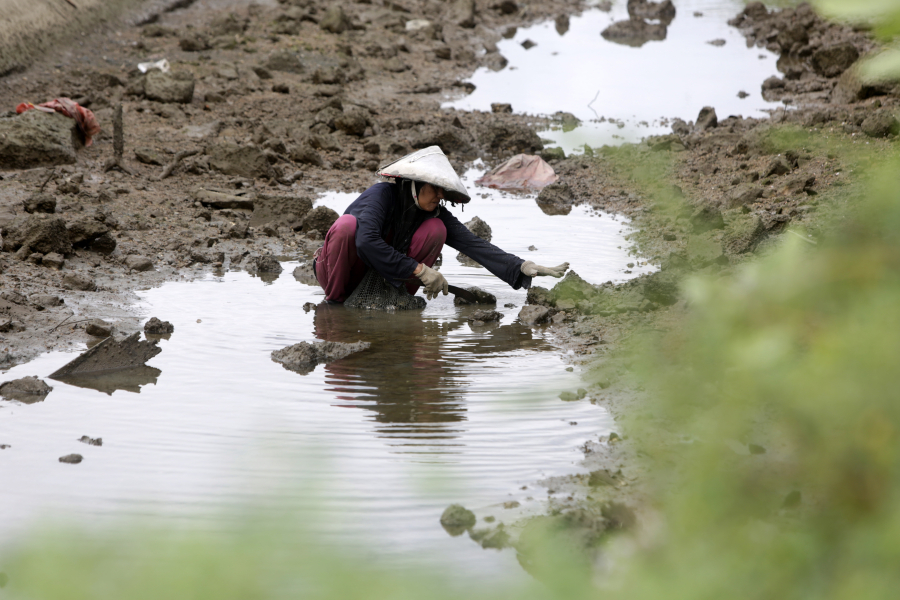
[344,268,426,310]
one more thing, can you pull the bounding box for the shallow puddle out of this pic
[1,173,649,579]
[448,0,781,153]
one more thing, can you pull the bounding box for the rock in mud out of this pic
[0,111,77,169]
[179,31,210,52]
[690,206,725,233]
[727,184,764,209]
[468,310,502,324]
[453,287,496,305]
[319,5,350,34]
[210,12,248,36]
[144,317,174,334]
[831,63,898,105]
[3,214,71,255]
[334,109,369,137]
[526,286,553,307]
[271,340,371,374]
[601,18,667,47]
[686,233,726,267]
[642,271,680,305]
[85,319,114,337]
[723,213,764,255]
[463,216,492,242]
[765,156,792,177]
[810,43,860,78]
[248,254,283,274]
[536,183,575,216]
[79,435,102,446]
[518,305,551,326]
[696,106,718,131]
[450,0,476,28]
[89,232,117,254]
[301,206,339,237]
[125,255,154,272]
[292,262,319,286]
[134,147,165,166]
[31,294,63,308]
[40,253,64,269]
[66,215,109,247]
[290,143,324,167]
[24,193,56,214]
[440,504,476,536]
[144,71,195,104]
[264,49,304,74]
[59,454,83,464]
[63,272,96,291]
[250,194,313,229]
[411,125,474,156]
[861,110,900,138]
[782,175,816,196]
[477,122,542,154]
[0,376,53,403]
[207,144,270,179]
[628,0,676,24]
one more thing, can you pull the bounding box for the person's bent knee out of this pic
[419,218,447,245]
[327,214,357,242]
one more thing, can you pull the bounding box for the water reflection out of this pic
[52,366,162,395]
[311,304,551,447]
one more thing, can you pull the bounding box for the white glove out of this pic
[416,264,449,300]
[521,261,570,278]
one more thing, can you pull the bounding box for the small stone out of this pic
[59,454,83,464]
[502,500,520,509]
[31,294,63,308]
[134,147,165,166]
[144,317,174,334]
[272,83,290,94]
[559,391,578,401]
[79,435,103,446]
[85,319,113,337]
[62,272,97,291]
[491,103,512,113]
[518,305,551,325]
[468,310,502,322]
[765,156,792,177]
[696,106,718,130]
[24,192,56,214]
[521,39,536,50]
[41,252,65,269]
[440,504,476,534]
[0,376,53,402]
[125,255,154,272]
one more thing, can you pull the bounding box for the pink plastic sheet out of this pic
[475,154,559,190]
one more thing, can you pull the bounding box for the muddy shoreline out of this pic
[1,0,896,570]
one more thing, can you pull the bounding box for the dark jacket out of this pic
[344,182,532,289]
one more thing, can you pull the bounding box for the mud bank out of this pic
[1,0,897,575]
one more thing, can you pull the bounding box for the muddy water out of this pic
[448,0,781,153]
[1,173,648,580]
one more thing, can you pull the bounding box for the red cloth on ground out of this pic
[16,98,101,147]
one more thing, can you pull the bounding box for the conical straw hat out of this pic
[378,146,470,203]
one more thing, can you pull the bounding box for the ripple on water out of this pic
[0,169,649,580]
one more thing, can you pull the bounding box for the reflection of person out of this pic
[313,146,570,302]
[312,304,548,439]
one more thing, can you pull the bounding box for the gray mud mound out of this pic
[50,332,161,380]
[272,340,371,375]
[0,376,53,404]
[344,269,426,310]
[0,111,77,169]
[453,286,497,306]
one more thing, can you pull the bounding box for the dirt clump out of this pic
[0,376,53,403]
[144,317,174,334]
[271,340,371,374]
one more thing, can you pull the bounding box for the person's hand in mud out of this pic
[520,261,570,278]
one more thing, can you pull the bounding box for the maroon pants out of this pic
[315,215,447,302]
